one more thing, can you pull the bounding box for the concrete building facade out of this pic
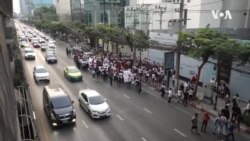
[0,0,21,140]
[83,0,127,27]
[55,0,72,21]
[32,0,54,8]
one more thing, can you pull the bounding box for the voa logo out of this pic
[211,10,232,19]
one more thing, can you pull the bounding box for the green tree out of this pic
[32,6,58,22]
[179,26,239,96]
[123,29,149,61]
[237,43,250,65]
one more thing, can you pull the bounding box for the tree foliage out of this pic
[178,26,239,95]
[33,6,58,22]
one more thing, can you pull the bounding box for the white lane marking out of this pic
[81,120,89,128]
[143,108,152,114]
[123,94,130,99]
[141,137,147,141]
[174,128,187,137]
[174,106,192,116]
[33,111,36,120]
[116,114,124,121]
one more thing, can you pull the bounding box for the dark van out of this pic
[43,86,76,127]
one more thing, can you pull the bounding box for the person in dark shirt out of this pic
[182,90,189,107]
[221,106,230,121]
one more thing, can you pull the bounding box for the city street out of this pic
[21,38,250,141]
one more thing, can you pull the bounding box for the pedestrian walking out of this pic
[171,73,176,87]
[225,120,236,141]
[66,47,69,56]
[191,113,199,135]
[243,100,250,115]
[212,113,221,135]
[235,107,242,132]
[177,89,183,103]
[109,70,113,86]
[222,106,230,121]
[201,111,210,133]
[138,80,142,94]
[183,90,189,106]
[168,88,173,103]
[92,68,96,80]
[160,83,166,98]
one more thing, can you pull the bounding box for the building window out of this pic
[101,13,108,23]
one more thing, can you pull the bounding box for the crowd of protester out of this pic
[66,45,250,141]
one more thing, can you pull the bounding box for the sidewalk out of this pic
[141,80,250,134]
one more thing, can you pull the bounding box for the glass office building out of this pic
[33,0,53,8]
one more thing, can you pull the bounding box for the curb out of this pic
[190,103,250,134]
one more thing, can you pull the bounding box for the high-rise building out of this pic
[19,0,26,15]
[83,0,128,27]
[55,0,85,22]
[32,0,54,8]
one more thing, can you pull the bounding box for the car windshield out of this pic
[36,68,47,73]
[51,96,71,109]
[47,54,55,58]
[88,96,104,105]
[68,67,79,73]
[26,50,34,53]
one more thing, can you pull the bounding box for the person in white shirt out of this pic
[243,100,250,115]
[168,88,173,103]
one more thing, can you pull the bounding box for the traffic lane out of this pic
[43,43,178,141]
[90,80,211,141]
[52,41,215,141]
[47,39,250,141]
[22,54,51,141]
[22,47,101,141]
[22,29,136,141]
[35,48,117,141]
[50,45,180,141]
[45,52,147,141]
[22,48,84,141]
[89,76,244,141]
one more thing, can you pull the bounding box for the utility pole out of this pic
[94,0,96,26]
[175,0,184,93]
[111,0,113,25]
[104,0,106,24]
[155,5,166,31]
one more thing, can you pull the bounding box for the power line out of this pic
[184,0,223,8]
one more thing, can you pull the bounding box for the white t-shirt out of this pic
[246,103,250,110]
[168,90,173,97]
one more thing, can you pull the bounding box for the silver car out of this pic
[33,65,50,83]
[78,89,110,119]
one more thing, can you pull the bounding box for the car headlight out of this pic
[50,113,56,120]
[72,109,76,116]
[106,108,110,112]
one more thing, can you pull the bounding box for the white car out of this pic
[24,48,35,60]
[78,89,110,119]
[20,41,29,48]
[41,43,48,51]
[33,65,50,83]
[48,42,56,48]
[39,38,46,43]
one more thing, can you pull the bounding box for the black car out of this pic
[43,86,76,128]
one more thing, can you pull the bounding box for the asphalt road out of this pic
[20,35,250,141]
